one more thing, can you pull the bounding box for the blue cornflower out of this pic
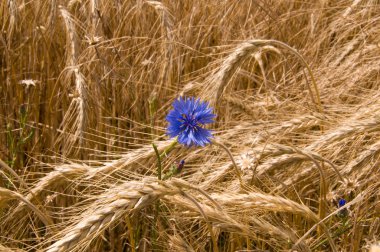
[338,199,346,207]
[337,198,349,218]
[166,97,216,147]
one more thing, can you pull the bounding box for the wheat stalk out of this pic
[169,195,310,251]
[0,158,27,190]
[145,0,174,95]
[57,7,88,156]
[6,0,17,44]
[277,115,380,188]
[210,191,318,221]
[169,234,195,252]
[0,244,25,252]
[0,188,53,228]
[341,139,380,176]
[12,139,175,216]
[204,39,321,113]
[9,164,89,219]
[46,178,182,252]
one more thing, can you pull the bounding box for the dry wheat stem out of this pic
[0,244,25,252]
[169,234,195,252]
[212,140,246,190]
[6,0,17,45]
[180,190,219,252]
[207,39,321,113]
[85,139,174,179]
[0,188,53,229]
[145,0,174,94]
[341,139,380,176]
[13,140,174,216]
[58,7,87,155]
[261,114,380,188]
[46,179,182,252]
[0,170,17,190]
[262,144,344,181]
[0,158,27,190]
[170,178,223,211]
[11,164,89,216]
[247,115,326,145]
[168,195,249,235]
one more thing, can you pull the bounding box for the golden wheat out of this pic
[1,0,380,251]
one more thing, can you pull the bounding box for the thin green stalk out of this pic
[152,143,162,180]
[159,139,178,159]
[313,221,352,250]
[148,92,157,140]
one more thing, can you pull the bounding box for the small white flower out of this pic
[19,79,37,87]
[237,151,256,171]
[84,35,102,45]
[339,177,359,196]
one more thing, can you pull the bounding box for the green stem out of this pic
[152,142,163,250]
[152,140,178,180]
[152,143,162,180]
[159,139,178,159]
[151,139,179,248]
[313,221,352,250]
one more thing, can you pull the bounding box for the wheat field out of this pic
[1,0,380,251]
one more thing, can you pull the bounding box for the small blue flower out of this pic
[166,97,215,147]
[337,198,349,218]
[338,199,346,207]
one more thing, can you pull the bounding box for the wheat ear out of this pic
[205,39,321,113]
[170,195,310,251]
[211,191,318,221]
[278,114,380,188]
[46,179,182,252]
[58,7,87,155]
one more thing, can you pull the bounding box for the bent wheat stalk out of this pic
[206,39,322,114]
[46,179,182,252]
[10,164,89,217]
[169,195,310,251]
[210,191,318,221]
[212,140,247,190]
[0,158,27,190]
[0,188,53,228]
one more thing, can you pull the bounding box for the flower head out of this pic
[338,198,346,207]
[166,97,215,147]
[237,151,256,171]
[337,198,349,218]
[339,177,359,197]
